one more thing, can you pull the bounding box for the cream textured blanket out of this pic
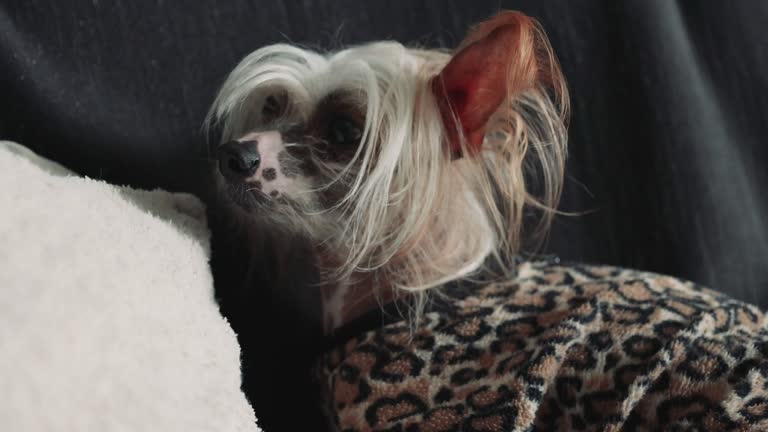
[0,141,258,431]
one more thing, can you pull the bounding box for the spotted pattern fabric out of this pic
[318,261,768,431]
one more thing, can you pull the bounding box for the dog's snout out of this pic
[217,140,260,182]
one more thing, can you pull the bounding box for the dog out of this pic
[204,11,768,432]
[206,11,568,337]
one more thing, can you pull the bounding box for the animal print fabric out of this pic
[318,261,768,431]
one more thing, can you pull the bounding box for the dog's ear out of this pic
[431,11,549,158]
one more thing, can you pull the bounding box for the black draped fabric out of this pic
[2,1,767,430]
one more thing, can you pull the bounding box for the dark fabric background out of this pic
[2,1,767,430]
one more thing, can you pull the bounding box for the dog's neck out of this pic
[316,251,396,335]
[240,227,397,338]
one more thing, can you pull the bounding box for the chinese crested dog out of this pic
[206,11,568,335]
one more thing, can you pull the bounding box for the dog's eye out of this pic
[329,116,363,146]
[262,94,285,123]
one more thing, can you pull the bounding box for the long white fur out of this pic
[205,34,567,325]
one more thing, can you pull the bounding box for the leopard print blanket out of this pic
[319,261,768,431]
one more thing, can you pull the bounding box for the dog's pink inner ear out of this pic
[431,12,541,157]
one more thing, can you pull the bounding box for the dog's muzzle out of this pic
[217,140,260,183]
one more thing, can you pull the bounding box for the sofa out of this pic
[2,1,766,430]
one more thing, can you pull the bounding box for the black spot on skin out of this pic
[251,180,262,190]
[318,169,356,209]
[262,168,277,181]
[277,150,301,178]
[270,190,279,198]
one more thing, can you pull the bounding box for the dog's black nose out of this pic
[217,140,260,182]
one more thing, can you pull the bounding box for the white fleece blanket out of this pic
[0,141,259,431]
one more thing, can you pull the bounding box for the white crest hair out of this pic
[206,23,568,320]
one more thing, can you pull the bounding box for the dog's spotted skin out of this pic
[236,131,308,204]
[262,167,277,181]
[319,260,768,431]
[276,150,301,178]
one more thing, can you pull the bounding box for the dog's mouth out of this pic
[222,181,274,212]
[221,178,298,214]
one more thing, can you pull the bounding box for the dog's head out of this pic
[207,11,568,330]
